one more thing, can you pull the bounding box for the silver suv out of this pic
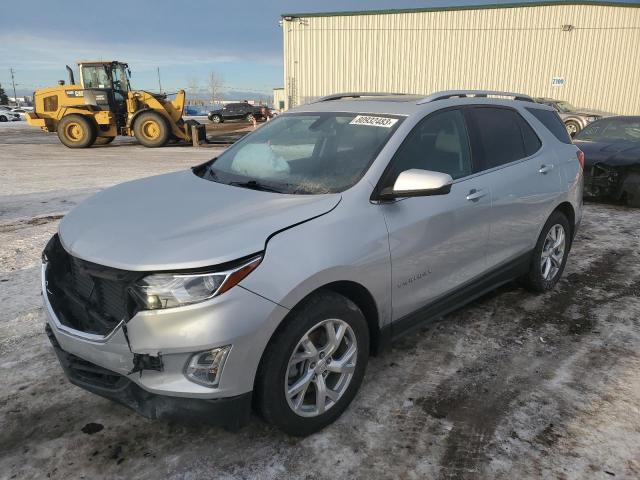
[43,90,583,436]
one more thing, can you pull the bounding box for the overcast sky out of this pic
[1,0,637,98]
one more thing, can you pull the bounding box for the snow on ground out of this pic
[1,124,639,480]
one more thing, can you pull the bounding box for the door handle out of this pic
[466,189,487,202]
[539,164,554,174]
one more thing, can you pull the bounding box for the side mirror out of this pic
[379,169,453,199]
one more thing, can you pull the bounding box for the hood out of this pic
[571,108,614,118]
[58,170,341,271]
[574,140,640,167]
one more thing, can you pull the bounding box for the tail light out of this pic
[576,149,585,170]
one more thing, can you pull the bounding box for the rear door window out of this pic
[526,107,572,144]
[468,107,537,170]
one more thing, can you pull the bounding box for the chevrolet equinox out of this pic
[43,90,583,436]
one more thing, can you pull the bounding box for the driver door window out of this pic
[384,109,472,187]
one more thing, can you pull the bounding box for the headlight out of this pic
[131,254,262,310]
[587,116,599,122]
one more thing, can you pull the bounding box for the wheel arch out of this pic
[252,280,382,412]
[255,279,382,392]
[319,281,382,356]
[554,201,576,239]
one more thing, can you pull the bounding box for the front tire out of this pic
[524,211,571,292]
[57,114,97,148]
[565,120,581,137]
[0,115,7,122]
[255,290,369,436]
[133,111,170,148]
[210,114,222,124]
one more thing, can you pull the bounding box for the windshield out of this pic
[199,112,403,194]
[554,101,576,113]
[575,118,640,142]
[81,65,112,89]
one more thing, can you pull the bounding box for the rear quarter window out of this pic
[526,107,572,144]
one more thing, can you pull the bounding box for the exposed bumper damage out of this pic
[576,140,640,207]
[46,324,252,430]
[584,164,640,206]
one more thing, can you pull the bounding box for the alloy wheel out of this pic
[285,319,358,417]
[540,224,566,281]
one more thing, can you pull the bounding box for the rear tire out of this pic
[133,111,170,148]
[523,211,571,292]
[0,115,7,122]
[246,113,255,123]
[94,136,115,145]
[255,290,369,436]
[57,114,97,148]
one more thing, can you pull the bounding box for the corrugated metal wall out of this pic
[282,4,640,114]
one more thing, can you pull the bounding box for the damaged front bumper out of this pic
[42,259,290,428]
[45,324,252,429]
[584,164,622,199]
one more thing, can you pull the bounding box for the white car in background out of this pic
[0,106,21,122]
[10,107,32,120]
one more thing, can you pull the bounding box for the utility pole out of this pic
[156,67,162,94]
[10,68,18,106]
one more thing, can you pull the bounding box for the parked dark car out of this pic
[534,97,612,137]
[208,102,266,123]
[573,116,640,207]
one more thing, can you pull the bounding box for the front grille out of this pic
[44,234,141,336]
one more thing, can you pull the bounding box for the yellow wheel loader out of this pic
[26,61,204,148]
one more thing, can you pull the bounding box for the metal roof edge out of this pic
[281,1,640,19]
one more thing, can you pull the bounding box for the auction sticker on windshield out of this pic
[350,115,398,128]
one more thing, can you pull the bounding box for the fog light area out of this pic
[184,346,231,387]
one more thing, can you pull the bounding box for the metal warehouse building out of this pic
[280,1,640,114]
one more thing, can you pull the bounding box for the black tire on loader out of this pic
[133,111,171,148]
[57,114,97,148]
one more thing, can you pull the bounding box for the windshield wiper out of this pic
[229,180,283,193]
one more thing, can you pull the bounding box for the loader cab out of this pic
[78,62,131,93]
[78,61,131,126]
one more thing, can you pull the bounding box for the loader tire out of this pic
[57,114,97,148]
[134,112,170,148]
[94,136,115,145]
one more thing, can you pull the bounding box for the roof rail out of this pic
[417,90,534,104]
[313,92,407,103]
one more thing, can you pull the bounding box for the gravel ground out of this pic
[1,124,639,480]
